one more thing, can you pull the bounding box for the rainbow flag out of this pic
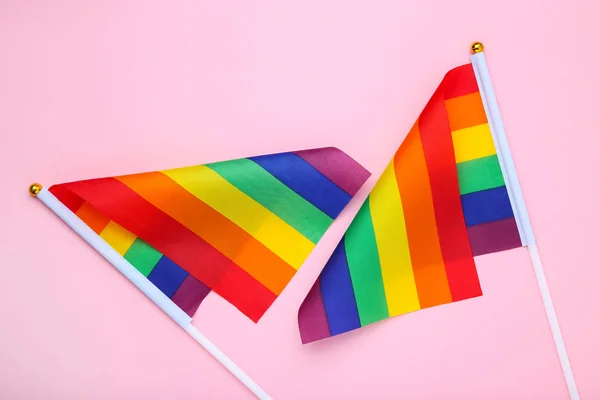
[32,45,576,400]
[44,148,370,323]
[298,63,525,343]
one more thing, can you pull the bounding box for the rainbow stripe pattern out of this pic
[298,64,523,343]
[49,148,370,322]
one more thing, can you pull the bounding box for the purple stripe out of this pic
[298,278,331,344]
[467,217,522,256]
[171,275,211,317]
[294,147,370,196]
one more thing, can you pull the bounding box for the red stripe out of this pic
[418,88,482,301]
[440,64,479,100]
[54,178,276,321]
[49,184,85,212]
[215,266,277,322]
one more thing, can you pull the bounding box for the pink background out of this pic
[1,0,598,398]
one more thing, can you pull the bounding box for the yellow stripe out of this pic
[451,123,496,163]
[100,221,137,255]
[162,165,314,269]
[369,162,421,316]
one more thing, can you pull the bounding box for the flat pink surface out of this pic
[1,1,598,399]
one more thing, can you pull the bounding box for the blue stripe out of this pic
[320,239,361,336]
[461,186,514,227]
[249,153,351,219]
[147,256,189,298]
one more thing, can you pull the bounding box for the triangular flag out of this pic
[298,43,578,400]
[34,147,369,324]
[298,48,530,344]
[31,147,370,399]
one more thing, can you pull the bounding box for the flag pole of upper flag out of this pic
[29,147,370,399]
[297,43,579,400]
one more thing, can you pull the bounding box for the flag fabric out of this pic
[48,147,370,322]
[298,63,524,343]
[34,46,576,400]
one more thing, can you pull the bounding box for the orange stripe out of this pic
[394,122,452,308]
[75,202,110,234]
[445,92,487,131]
[116,172,296,295]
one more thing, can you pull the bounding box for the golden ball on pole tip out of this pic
[470,42,485,54]
[29,183,42,197]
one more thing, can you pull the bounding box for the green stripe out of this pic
[124,238,163,276]
[207,158,333,243]
[344,199,389,326]
[456,155,505,195]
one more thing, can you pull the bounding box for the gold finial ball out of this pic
[470,42,485,54]
[29,183,43,197]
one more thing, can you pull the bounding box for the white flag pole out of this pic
[469,44,580,400]
[29,184,272,400]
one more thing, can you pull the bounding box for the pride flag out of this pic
[40,148,369,323]
[30,44,578,400]
[298,61,526,343]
